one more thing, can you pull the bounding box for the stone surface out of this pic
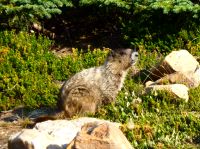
[67,122,133,149]
[8,117,121,149]
[148,49,199,80]
[145,81,154,87]
[152,68,200,88]
[145,84,189,101]
[164,50,199,72]
[8,129,58,149]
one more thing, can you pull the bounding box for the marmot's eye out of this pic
[119,51,124,55]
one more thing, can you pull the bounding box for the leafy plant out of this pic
[94,45,200,148]
[0,30,200,148]
[0,30,108,111]
[95,74,200,148]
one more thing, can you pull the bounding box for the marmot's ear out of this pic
[108,49,115,58]
[106,50,116,62]
[133,46,139,52]
[195,65,199,72]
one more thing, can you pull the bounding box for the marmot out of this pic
[35,48,138,122]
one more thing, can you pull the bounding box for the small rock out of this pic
[145,84,189,101]
[67,122,133,149]
[153,68,200,88]
[131,97,142,105]
[126,119,135,130]
[145,81,155,87]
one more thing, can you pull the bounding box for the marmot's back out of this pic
[59,48,138,117]
[59,67,104,117]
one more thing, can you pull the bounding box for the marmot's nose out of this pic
[132,52,139,58]
[131,52,139,64]
[134,52,139,57]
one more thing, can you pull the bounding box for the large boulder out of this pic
[67,122,133,149]
[8,117,128,149]
[149,49,199,80]
[144,50,200,101]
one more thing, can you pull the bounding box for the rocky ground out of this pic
[0,121,22,149]
[0,107,54,149]
[0,109,26,149]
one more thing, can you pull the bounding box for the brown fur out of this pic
[34,48,138,122]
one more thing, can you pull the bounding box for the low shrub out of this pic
[94,46,200,148]
[95,77,200,148]
[0,30,199,148]
[0,31,108,111]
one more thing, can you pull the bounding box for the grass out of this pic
[0,30,200,148]
[94,48,200,148]
[94,74,200,148]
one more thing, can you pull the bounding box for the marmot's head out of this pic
[106,48,138,71]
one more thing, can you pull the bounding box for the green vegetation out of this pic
[95,81,200,148]
[0,31,108,110]
[0,30,199,148]
[1,0,200,52]
[0,0,200,148]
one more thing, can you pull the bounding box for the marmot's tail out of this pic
[33,115,57,123]
[33,111,66,124]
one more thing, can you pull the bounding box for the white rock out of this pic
[145,84,189,102]
[8,129,60,149]
[8,117,121,149]
[145,81,154,87]
[193,66,200,86]
[148,49,199,80]
[164,50,199,72]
